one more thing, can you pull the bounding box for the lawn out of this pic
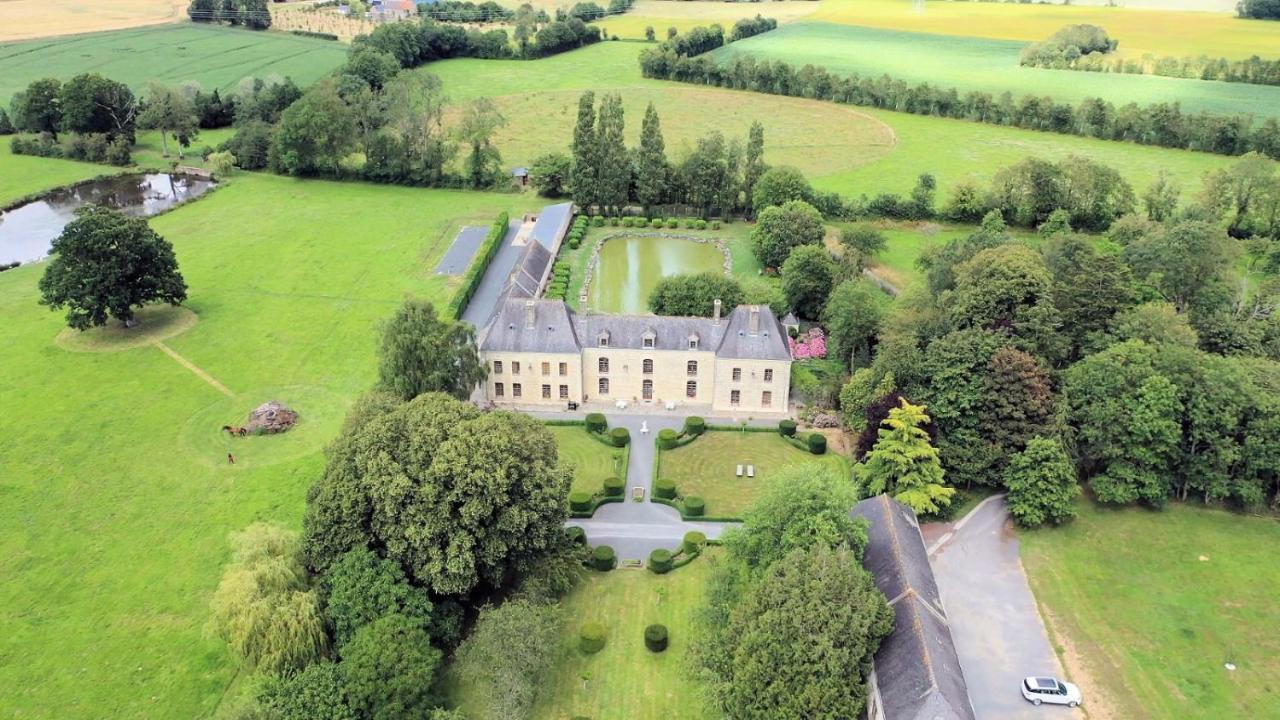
[0,163,523,719]
[861,221,1038,293]
[0,0,186,42]
[449,555,721,719]
[1021,501,1280,719]
[810,0,1280,60]
[713,23,1280,119]
[430,42,1240,200]
[550,425,627,496]
[0,141,125,207]
[658,430,851,519]
[0,23,349,105]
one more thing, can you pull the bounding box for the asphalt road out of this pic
[930,496,1081,720]
[459,220,522,329]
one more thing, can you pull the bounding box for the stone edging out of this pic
[577,231,732,306]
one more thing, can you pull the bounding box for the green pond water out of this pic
[587,236,725,314]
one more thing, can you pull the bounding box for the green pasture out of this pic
[0,24,348,105]
[550,425,627,496]
[430,42,1240,201]
[0,163,521,719]
[658,430,850,519]
[1023,501,1280,719]
[0,140,124,206]
[451,551,721,719]
[712,23,1280,120]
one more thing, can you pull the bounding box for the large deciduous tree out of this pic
[376,299,485,401]
[1125,219,1235,314]
[10,78,63,138]
[742,121,766,216]
[635,102,667,212]
[59,73,137,137]
[781,245,836,320]
[822,279,886,369]
[453,599,564,720]
[340,613,442,720]
[528,152,572,197]
[647,271,744,317]
[751,199,824,270]
[320,547,433,648]
[302,393,571,596]
[272,80,357,176]
[570,91,598,211]
[594,93,629,214]
[138,82,200,158]
[38,206,187,330]
[750,165,812,213]
[948,243,1063,362]
[1004,436,1080,528]
[856,399,954,515]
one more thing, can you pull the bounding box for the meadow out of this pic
[0,0,186,42]
[0,24,349,105]
[0,164,523,719]
[1022,502,1280,719]
[712,23,1280,119]
[810,0,1280,60]
[0,142,123,207]
[585,0,821,40]
[448,553,721,719]
[429,41,1240,199]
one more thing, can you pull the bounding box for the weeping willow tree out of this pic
[209,523,329,675]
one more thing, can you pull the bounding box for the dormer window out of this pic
[687,333,699,350]
[642,330,656,349]
[597,331,610,348]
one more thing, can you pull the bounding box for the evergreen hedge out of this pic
[654,478,677,499]
[579,622,607,653]
[644,623,669,652]
[447,211,509,319]
[682,531,706,553]
[569,491,593,512]
[807,432,828,455]
[609,427,631,448]
[648,548,673,574]
[586,413,608,433]
[591,544,617,571]
[603,476,625,497]
[657,428,679,450]
[566,525,587,545]
[684,416,706,436]
[683,496,705,516]
[778,419,797,437]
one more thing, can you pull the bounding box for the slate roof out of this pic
[530,202,573,251]
[851,495,976,720]
[480,299,580,354]
[493,241,552,306]
[479,299,792,362]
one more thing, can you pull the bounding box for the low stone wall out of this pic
[577,232,732,307]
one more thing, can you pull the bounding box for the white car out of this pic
[1021,676,1083,708]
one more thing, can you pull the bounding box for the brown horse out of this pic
[222,425,248,437]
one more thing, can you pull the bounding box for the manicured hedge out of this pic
[591,544,617,571]
[648,548,673,574]
[592,215,605,227]
[682,531,706,553]
[684,416,706,436]
[650,218,663,228]
[566,525,587,545]
[580,622,607,653]
[586,413,608,433]
[290,29,339,40]
[603,476,625,498]
[654,478,677,499]
[779,419,797,437]
[644,623,669,652]
[683,496,705,517]
[448,212,509,319]
[569,491,593,512]
[657,428,679,450]
[609,427,631,448]
[807,433,827,455]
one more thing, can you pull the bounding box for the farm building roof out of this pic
[530,202,573,251]
[851,495,976,720]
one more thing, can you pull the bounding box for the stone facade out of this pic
[477,298,792,415]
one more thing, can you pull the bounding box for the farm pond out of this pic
[0,173,215,266]
[587,235,725,314]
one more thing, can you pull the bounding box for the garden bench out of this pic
[736,464,744,477]
[747,465,755,478]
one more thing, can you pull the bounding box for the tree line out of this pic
[1238,0,1280,20]
[186,0,272,29]
[639,23,1280,160]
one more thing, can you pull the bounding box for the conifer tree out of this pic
[636,102,667,212]
[856,399,955,515]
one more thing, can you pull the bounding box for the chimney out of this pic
[713,298,722,324]
[749,305,760,336]
[524,300,536,330]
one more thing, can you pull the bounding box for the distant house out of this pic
[369,0,417,20]
[851,495,977,720]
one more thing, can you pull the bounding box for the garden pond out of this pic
[587,235,725,314]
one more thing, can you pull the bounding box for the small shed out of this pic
[780,312,800,336]
[512,167,529,187]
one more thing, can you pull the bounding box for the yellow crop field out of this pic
[591,0,822,39]
[811,0,1280,60]
[0,0,187,42]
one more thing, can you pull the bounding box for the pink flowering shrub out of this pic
[788,327,827,360]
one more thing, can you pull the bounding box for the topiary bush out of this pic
[648,548,673,574]
[682,531,706,554]
[569,491,593,512]
[644,623,669,652]
[603,476,624,498]
[610,217,620,226]
[711,220,721,230]
[622,217,633,227]
[591,544,616,571]
[807,432,828,455]
[657,428,679,450]
[609,427,631,448]
[685,218,697,228]
[569,237,582,249]
[592,215,605,227]
[779,419,797,437]
[650,218,663,228]
[683,496,706,517]
[684,416,706,436]
[579,621,607,653]
[654,478,677,499]
[566,525,587,545]
[695,219,707,230]
[666,218,679,229]
[585,413,608,434]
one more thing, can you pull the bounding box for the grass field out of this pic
[0,162,522,719]
[713,23,1280,119]
[1022,502,1280,719]
[0,24,349,105]
[0,141,125,207]
[550,425,627,496]
[0,0,187,42]
[587,0,821,40]
[810,0,1280,60]
[658,431,851,518]
[448,556,720,719]
[430,42,1240,201]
